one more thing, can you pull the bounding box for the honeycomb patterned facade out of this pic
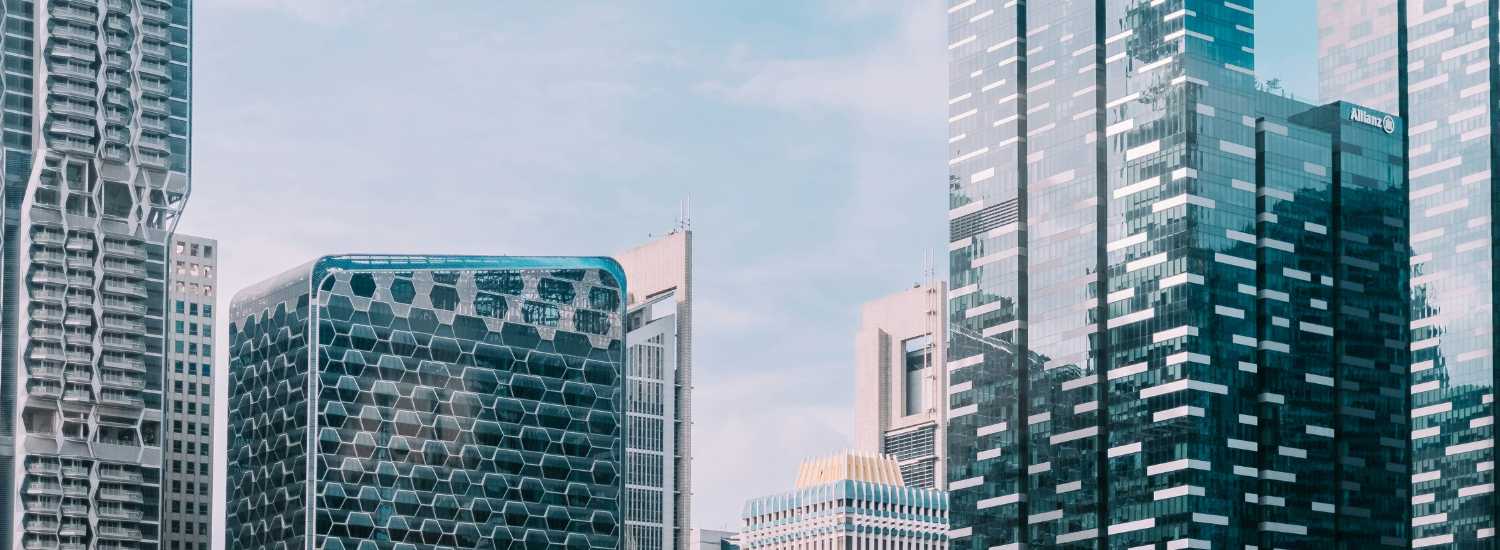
[226,256,626,550]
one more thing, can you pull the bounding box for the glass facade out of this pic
[1319,1,1499,546]
[225,255,625,550]
[623,292,676,550]
[4,2,192,550]
[947,0,1409,547]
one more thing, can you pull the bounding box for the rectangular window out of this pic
[203,304,213,317]
[189,303,198,315]
[175,300,185,314]
[203,344,211,356]
[188,343,196,355]
[189,323,197,336]
[175,341,184,353]
[175,320,184,334]
[174,361,184,374]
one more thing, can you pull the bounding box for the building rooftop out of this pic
[794,451,904,489]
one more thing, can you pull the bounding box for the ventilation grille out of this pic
[950,198,1019,242]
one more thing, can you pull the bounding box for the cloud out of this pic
[217,0,366,24]
[697,0,944,128]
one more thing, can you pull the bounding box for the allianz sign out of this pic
[1350,107,1396,134]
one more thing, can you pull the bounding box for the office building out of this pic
[617,231,693,550]
[3,2,192,550]
[854,282,948,489]
[225,255,626,550]
[1320,2,1497,546]
[690,529,739,550]
[946,1,1409,547]
[162,234,215,550]
[740,452,947,550]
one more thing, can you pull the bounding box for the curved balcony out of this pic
[46,119,94,139]
[97,525,141,540]
[102,241,146,259]
[105,0,131,15]
[33,231,66,246]
[140,24,167,40]
[51,24,97,43]
[65,274,91,286]
[99,391,143,408]
[61,315,90,329]
[141,3,168,21]
[138,151,168,169]
[61,464,89,478]
[27,460,61,476]
[48,137,94,156]
[98,467,142,483]
[138,114,167,131]
[100,375,143,391]
[102,262,145,278]
[25,481,62,496]
[100,337,144,352]
[22,538,60,550]
[65,256,93,271]
[140,41,168,60]
[49,43,95,63]
[31,288,65,304]
[59,523,87,538]
[62,369,90,384]
[23,516,60,533]
[50,62,94,80]
[102,280,146,298]
[50,5,96,24]
[61,389,91,403]
[60,503,87,517]
[60,483,88,499]
[28,383,63,400]
[29,348,66,362]
[96,506,140,521]
[31,307,66,323]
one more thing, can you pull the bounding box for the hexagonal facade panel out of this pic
[227,256,625,550]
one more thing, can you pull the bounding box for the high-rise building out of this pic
[224,255,626,550]
[854,282,948,489]
[162,234,214,550]
[739,452,948,550]
[1320,2,1497,546]
[617,231,692,550]
[2,2,192,550]
[946,1,1409,547]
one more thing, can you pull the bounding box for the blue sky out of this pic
[193,1,1317,538]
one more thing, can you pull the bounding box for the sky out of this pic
[192,1,1318,542]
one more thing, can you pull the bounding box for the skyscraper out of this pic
[854,282,948,489]
[946,1,1409,547]
[740,452,948,550]
[3,3,192,550]
[1320,2,1497,546]
[617,231,693,550]
[225,255,626,550]
[163,234,214,550]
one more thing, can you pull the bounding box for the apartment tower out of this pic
[3,2,192,550]
[1320,0,1498,546]
[854,282,948,489]
[617,230,693,550]
[946,0,1409,547]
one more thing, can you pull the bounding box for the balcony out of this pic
[50,62,94,80]
[50,6,96,25]
[103,262,145,278]
[29,348,65,362]
[61,465,89,478]
[103,317,144,332]
[98,525,142,539]
[65,256,93,271]
[32,249,66,264]
[23,517,60,532]
[49,43,95,62]
[103,280,146,298]
[47,119,94,138]
[101,356,145,372]
[140,41,168,59]
[105,0,131,14]
[33,232,66,246]
[61,389,91,403]
[106,71,130,87]
[138,151,168,169]
[25,481,62,495]
[103,241,146,259]
[29,384,63,399]
[141,4,168,21]
[62,315,90,328]
[64,238,92,252]
[65,275,92,286]
[31,308,66,323]
[105,33,130,51]
[52,25,97,43]
[96,507,141,521]
[100,375,143,390]
[61,483,88,498]
[102,299,145,314]
[28,365,64,381]
[138,61,168,78]
[62,369,90,384]
[138,134,168,151]
[139,78,169,95]
[49,137,94,156]
[98,468,142,483]
[102,146,129,162]
[98,488,143,504]
[99,392,143,408]
[60,526,87,539]
[23,538,59,550]
[31,269,67,284]
[101,337,144,352]
[138,115,167,131]
[31,288,65,303]
[27,460,61,476]
[140,24,168,40]
[60,504,87,516]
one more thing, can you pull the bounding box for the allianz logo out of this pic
[1350,107,1396,134]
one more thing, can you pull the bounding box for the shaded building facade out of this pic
[1320,1,1499,546]
[225,255,626,550]
[854,282,948,489]
[946,0,1409,547]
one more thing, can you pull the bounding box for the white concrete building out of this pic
[853,283,947,489]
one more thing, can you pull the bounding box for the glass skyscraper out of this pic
[946,1,1408,547]
[225,255,626,550]
[1320,1,1499,546]
[3,2,192,550]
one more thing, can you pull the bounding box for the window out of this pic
[203,245,213,258]
[203,344,211,356]
[189,323,197,336]
[199,384,209,397]
[203,304,213,317]
[189,303,198,316]
[174,381,183,393]
[173,420,182,433]
[174,321,184,334]
[174,341,184,353]
[175,242,184,254]
[187,363,196,376]
[189,244,198,256]
[175,300,185,314]
[174,361,184,374]
[188,343,196,355]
